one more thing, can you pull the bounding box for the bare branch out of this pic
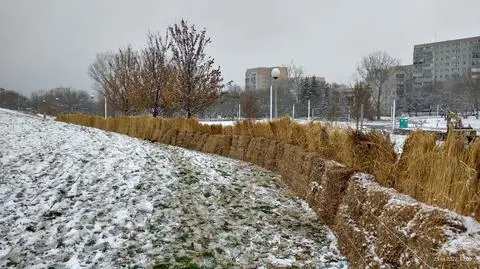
[140,31,173,116]
[286,62,304,103]
[357,51,400,120]
[168,19,223,118]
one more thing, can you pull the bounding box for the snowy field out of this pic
[0,109,347,268]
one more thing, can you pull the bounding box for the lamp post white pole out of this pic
[391,98,396,130]
[270,84,273,120]
[238,104,241,120]
[42,99,46,119]
[270,68,280,121]
[292,104,295,119]
[307,99,311,121]
[104,96,107,119]
[360,103,364,131]
[275,86,278,118]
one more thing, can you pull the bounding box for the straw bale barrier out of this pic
[334,174,480,268]
[228,135,251,160]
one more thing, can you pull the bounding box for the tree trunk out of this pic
[187,109,192,118]
[376,88,382,120]
[475,100,479,119]
[356,117,359,131]
[124,99,129,116]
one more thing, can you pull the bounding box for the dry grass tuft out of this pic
[398,131,480,218]
[305,122,332,158]
[56,113,480,220]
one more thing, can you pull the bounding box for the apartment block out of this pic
[245,67,288,90]
[413,36,480,90]
[306,75,326,83]
[393,65,413,112]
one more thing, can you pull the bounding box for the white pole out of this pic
[392,98,396,130]
[292,104,295,119]
[307,99,311,121]
[275,86,278,119]
[360,103,364,131]
[391,100,393,129]
[104,96,107,119]
[270,83,273,120]
[238,104,241,120]
[436,104,439,117]
[43,100,46,119]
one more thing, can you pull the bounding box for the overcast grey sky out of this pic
[1,0,480,96]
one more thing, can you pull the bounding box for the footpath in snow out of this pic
[0,109,347,268]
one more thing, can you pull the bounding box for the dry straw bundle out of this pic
[56,113,480,220]
[398,131,480,218]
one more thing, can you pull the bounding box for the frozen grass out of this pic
[397,131,480,218]
[0,109,347,268]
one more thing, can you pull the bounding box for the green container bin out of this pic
[399,118,408,128]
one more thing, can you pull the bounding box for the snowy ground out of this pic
[0,109,347,268]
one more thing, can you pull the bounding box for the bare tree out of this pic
[88,52,113,93]
[88,47,142,116]
[140,31,172,117]
[348,81,375,127]
[0,88,29,111]
[357,51,400,120]
[227,83,242,93]
[286,62,304,103]
[460,74,480,118]
[30,87,96,114]
[438,78,469,114]
[168,19,223,118]
[240,90,261,119]
[203,83,242,118]
[88,52,119,113]
[112,46,142,115]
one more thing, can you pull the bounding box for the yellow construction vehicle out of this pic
[446,111,477,139]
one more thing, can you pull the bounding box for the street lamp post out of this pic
[391,88,396,131]
[89,94,95,114]
[54,97,59,114]
[307,99,311,121]
[103,95,107,119]
[391,98,396,131]
[42,99,46,119]
[238,103,241,120]
[270,68,280,120]
[275,84,278,119]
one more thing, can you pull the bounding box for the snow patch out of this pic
[136,200,153,213]
[66,254,82,269]
[0,109,347,268]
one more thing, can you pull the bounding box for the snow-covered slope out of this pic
[0,109,347,268]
